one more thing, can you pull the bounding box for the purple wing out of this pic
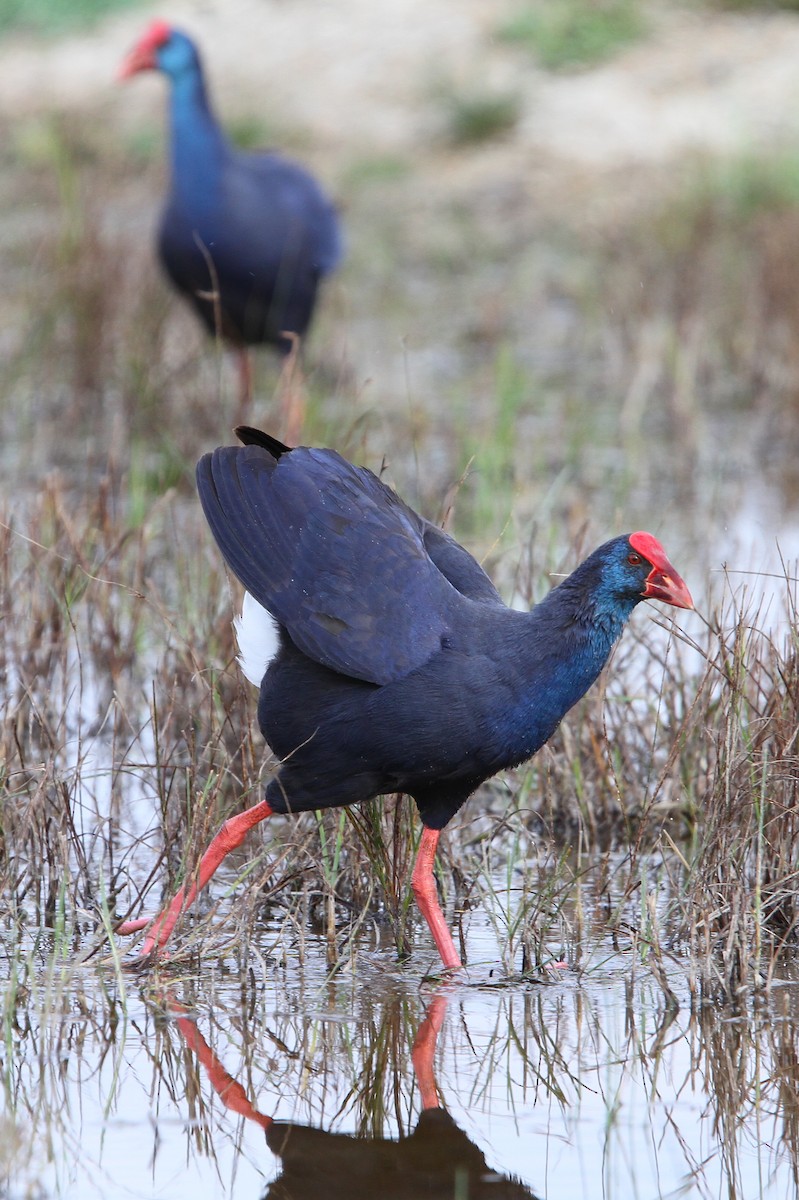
[197,442,498,685]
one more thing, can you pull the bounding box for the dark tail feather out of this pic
[235,426,293,457]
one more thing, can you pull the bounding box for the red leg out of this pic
[276,333,305,446]
[411,827,462,971]
[236,348,253,425]
[411,993,449,1110]
[118,798,273,957]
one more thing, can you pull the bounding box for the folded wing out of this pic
[197,442,502,685]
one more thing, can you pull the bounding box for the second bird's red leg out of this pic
[235,348,253,425]
[118,798,274,957]
[276,334,305,446]
[411,827,462,971]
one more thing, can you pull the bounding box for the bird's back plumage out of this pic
[197,440,501,686]
[196,433,684,830]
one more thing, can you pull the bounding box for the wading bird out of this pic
[119,22,342,426]
[118,427,692,970]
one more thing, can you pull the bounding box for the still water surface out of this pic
[6,907,799,1200]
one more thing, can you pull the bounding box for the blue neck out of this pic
[167,70,228,213]
[505,583,638,761]
[541,610,628,710]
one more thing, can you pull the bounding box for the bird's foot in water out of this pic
[115,913,177,969]
[115,916,152,935]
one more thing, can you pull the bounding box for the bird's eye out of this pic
[627,552,642,565]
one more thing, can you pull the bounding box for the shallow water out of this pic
[5,903,799,1200]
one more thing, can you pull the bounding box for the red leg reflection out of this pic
[411,992,449,1110]
[176,1011,272,1131]
[169,990,449,1126]
[164,994,272,1131]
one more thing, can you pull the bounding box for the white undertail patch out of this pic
[234,591,279,686]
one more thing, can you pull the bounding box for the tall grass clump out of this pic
[0,470,264,954]
[678,580,799,1001]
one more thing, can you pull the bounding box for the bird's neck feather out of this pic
[504,580,637,758]
[168,71,229,205]
[530,573,637,683]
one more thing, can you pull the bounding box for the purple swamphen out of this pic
[118,427,693,969]
[119,22,342,423]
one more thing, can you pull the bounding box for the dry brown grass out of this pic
[1,107,798,1003]
[1,463,796,1002]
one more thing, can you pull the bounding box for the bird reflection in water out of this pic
[167,991,540,1200]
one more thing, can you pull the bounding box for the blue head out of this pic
[553,531,693,636]
[120,21,225,198]
[119,21,203,83]
[500,532,692,763]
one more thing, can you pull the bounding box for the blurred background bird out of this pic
[119,20,343,435]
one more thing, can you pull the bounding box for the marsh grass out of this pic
[1,460,796,1007]
[0,81,799,1030]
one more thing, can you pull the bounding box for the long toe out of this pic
[116,916,154,935]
